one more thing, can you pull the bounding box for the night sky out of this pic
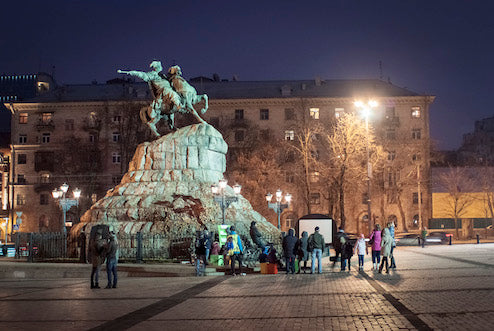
[1,0,494,150]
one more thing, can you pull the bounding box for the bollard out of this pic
[136,231,143,264]
[449,235,452,245]
[476,234,480,244]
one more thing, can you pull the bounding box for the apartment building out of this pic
[3,77,434,234]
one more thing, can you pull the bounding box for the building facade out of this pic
[3,77,434,235]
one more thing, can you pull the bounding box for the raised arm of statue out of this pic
[117,69,151,82]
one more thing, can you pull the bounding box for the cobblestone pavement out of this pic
[1,244,493,330]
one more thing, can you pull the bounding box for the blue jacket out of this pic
[230,231,243,254]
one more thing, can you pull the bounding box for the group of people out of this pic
[195,225,246,276]
[89,229,119,289]
[281,222,398,274]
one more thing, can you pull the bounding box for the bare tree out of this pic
[321,113,383,229]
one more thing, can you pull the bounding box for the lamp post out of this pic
[211,179,241,224]
[266,189,292,230]
[354,100,378,235]
[52,183,81,254]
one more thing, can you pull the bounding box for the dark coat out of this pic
[297,231,309,261]
[250,222,266,248]
[282,228,298,258]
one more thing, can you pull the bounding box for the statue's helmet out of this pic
[149,61,163,72]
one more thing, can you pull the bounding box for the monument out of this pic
[72,61,279,258]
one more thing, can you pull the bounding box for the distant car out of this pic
[426,232,450,244]
[395,234,419,246]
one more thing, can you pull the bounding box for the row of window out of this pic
[232,106,422,121]
[19,113,122,126]
[17,131,121,145]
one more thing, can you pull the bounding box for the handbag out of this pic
[368,238,374,245]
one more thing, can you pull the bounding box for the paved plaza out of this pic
[1,244,494,330]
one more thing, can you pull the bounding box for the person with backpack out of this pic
[369,224,382,271]
[336,227,351,271]
[308,227,325,274]
[282,228,298,274]
[195,231,207,276]
[332,226,347,269]
[227,226,245,276]
[297,231,309,274]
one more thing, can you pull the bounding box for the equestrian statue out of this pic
[117,61,208,137]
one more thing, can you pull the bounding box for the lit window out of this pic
[309,193,320,205]
[112,175,122,185]
[18,154,27,164]
[16,194,26,206]
[19,134,27,144]
[112,132,120,143]
[260,109,269,120]
[112,152,121,164]
[309,108,320,119]
[284,130,295,141]
[387,151,396,161]
[234,130,245,142]
[286,218,293,228]
[310,171,320,183]
[40,173,50,183]
[411,107,421,118]
[41,113,52,124]
[285,108,295,120]
[65,119,74,131]
[335,108,344,118]
[42,133,50,144]
[412,129,421,139]
[235,109,244,120]
[19,113,28,124]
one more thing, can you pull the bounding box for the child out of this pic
[354,234,368,271]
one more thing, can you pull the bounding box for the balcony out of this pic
[34,181,55,193]
[82,118,101,131]
[36,120,55,131]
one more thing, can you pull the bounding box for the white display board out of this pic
[298,218,333,244]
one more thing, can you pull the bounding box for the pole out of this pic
[221,195,226,224]
[366,116,372,235]
[277,203,281,229]
[417,164,422,230]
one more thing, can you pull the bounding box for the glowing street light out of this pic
[354,100,378,235]
[211,179,241,224]
[52,183,81,254]
[266,189,292,229]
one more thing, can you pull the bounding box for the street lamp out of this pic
[52,183,81,253]
[211,179,241,224]
[354,100,378,235]
[266,189,292,229]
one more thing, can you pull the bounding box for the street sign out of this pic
[13,224,19,230]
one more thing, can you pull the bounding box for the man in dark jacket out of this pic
[297,231,309,274]
[309,227,325,274]
[333,227,350,270]
[195,231,207,276]
[282,228,298,274]
[105,232,118,288]
[250,221,266,251]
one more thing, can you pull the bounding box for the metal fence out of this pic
[11,231,283,263]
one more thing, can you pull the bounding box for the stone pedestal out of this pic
[74,124,278,242]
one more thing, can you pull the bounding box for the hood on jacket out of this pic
[302,231,308,238]
[288,228,294,236]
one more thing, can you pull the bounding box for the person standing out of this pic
[105,231,118,288]
[332,227,345,268]
[195,231,207,276]
[369,224,382,271]
[282,228,298,274]
[89,230,106,289]
[309,227,325,274]
[421,227,428,248]
[336,227,351,271]
[379,227,393,274]
[203,229,212,263]
[388,222,397,268]
[78,229,87,264]
[297,231,309,274]
[228,226,245,276]
[354,234,368,271]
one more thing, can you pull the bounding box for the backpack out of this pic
[307,234,314,252]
